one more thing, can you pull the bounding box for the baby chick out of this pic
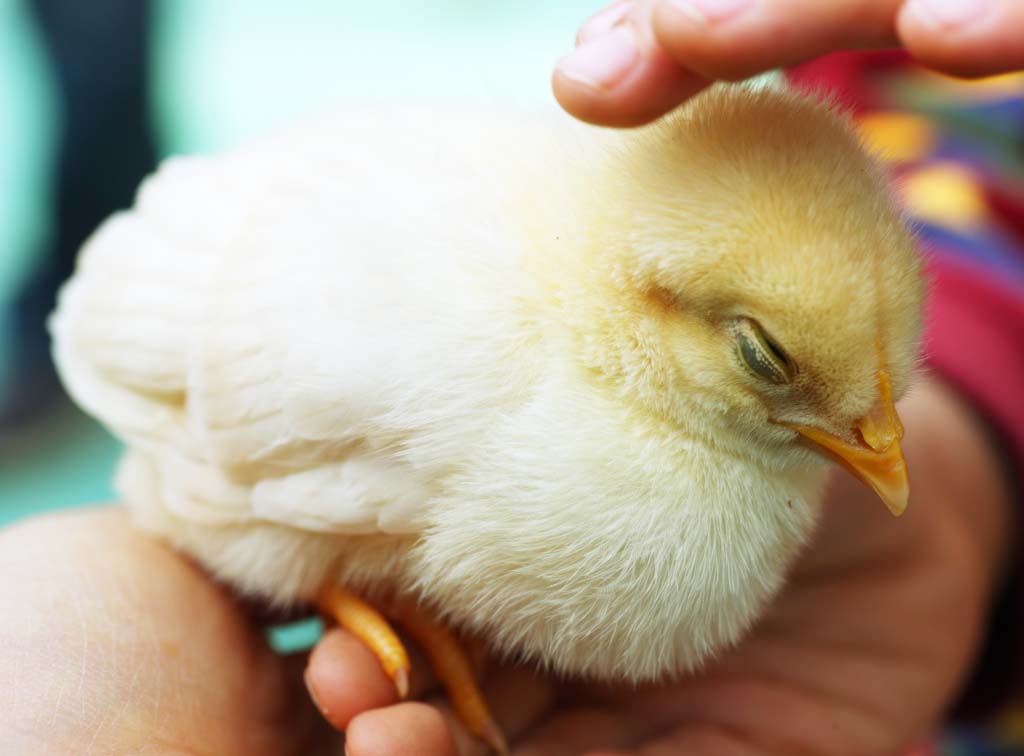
[51,85,923,752]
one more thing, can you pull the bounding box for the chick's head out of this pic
[572,86,924,514]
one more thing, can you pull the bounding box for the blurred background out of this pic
[0,0,597,527]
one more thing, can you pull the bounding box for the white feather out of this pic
[50,89,922,681]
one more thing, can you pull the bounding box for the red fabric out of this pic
[924,254,1024,477]
[786,50,913,114]
[984,180,1024,248]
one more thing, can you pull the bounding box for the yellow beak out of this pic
[790,370,909,516]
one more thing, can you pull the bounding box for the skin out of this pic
[553,0,1024,127]
[0,379,1011,755]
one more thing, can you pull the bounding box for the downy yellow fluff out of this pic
[51,85,923,682]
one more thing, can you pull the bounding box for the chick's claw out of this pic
[316,586,506,753]
[316,585,411,698]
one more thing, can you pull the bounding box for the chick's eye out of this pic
[736,321,793,384]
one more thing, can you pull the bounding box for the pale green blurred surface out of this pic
[0,0,54,303]
[0,1,594,526]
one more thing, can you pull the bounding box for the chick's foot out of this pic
[395,600,508,754]
[316,585,411,696]
[316,586,507,754]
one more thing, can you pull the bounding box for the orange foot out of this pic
[317,586,507,754]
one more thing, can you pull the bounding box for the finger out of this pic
[347,702,459,756]
[425,665,559,755]
[304,627,437,730]
[651,0,901,82]
[554,0,707,127]
[578,0,636,45]
[897,0,1024,76]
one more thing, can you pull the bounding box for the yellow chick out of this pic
[51,85,923,752]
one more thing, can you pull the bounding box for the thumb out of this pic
[553,0,707,127]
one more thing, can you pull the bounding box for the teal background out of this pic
[0,0,595,527]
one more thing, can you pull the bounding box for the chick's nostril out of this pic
[853,422,888,453]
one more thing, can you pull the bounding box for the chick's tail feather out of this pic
[50,156,229,438]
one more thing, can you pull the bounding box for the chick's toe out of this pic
[317,586,506,753]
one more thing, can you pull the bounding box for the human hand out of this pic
[0,508,341,756]
[552,0,1024,126]
[322,379,1012,754]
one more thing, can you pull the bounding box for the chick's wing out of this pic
[51,130,444,534]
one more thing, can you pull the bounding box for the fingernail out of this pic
[664,0,752,24]
[577,0,634,45]
[557,25,640,91]
[905,0,991,28]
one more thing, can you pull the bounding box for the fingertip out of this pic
[554,1,707,127]
[305,628,398,730]
[898,0,1024,76]
[347,702,458,756]
[552,45,706,127]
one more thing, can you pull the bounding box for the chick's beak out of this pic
[790,371,909,516]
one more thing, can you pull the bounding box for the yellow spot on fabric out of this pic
[899,162,987,231]
[856,112,936,165]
